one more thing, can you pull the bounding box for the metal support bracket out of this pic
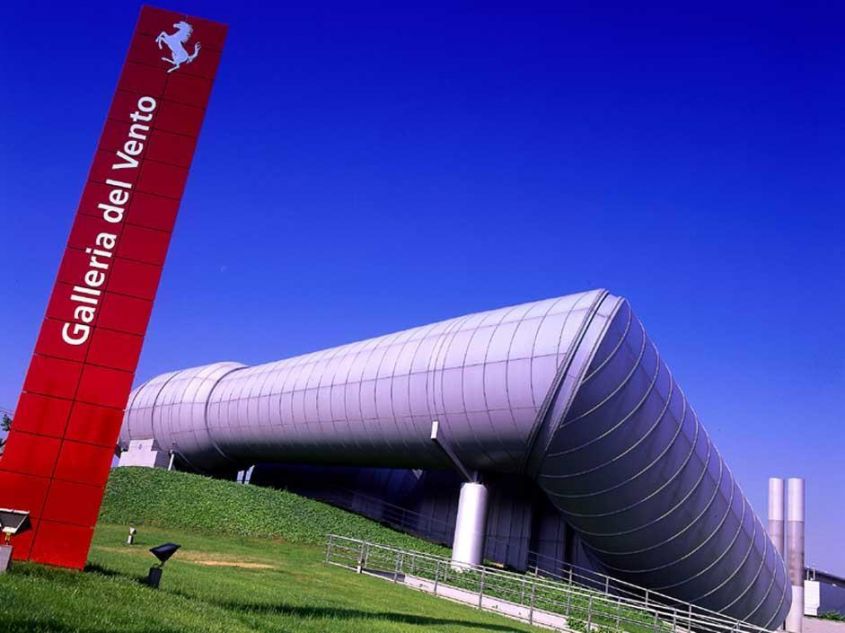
[430,420,478,483]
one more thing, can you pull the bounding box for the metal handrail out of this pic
[325,534,773,633]
[318,481,767,631]
[525,550,755,631]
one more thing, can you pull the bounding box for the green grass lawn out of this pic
[0,468,535,632]
[1,523,536,633]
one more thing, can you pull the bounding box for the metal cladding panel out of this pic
[535,298,790,627]
[120,368,183,445]
[165,289,605,469]
[148,362,244,466]
[121,289,790,627]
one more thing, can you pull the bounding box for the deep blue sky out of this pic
[2,2,842,574]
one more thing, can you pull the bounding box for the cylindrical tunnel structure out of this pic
[120,289,790,627]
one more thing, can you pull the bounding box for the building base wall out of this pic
[249,462,593,575]
[117,439,170,469]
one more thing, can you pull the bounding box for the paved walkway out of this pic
[366,568,570,631]
[805,617,845,633]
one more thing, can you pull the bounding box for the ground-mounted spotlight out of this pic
[0,508,31,573]
[146,542,180,588]
[127,527,137,545]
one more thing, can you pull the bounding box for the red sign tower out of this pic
[0,6,226,569]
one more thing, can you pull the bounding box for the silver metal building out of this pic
[119,289,791,628]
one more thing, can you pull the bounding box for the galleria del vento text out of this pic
[61,95,158,346]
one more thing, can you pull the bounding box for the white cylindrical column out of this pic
[785,478,805,633]
[769,478,785,558]
[451,482,488,570]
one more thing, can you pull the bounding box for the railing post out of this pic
[529,577,537,625]
[616,597,623,632]
[393,551,401,582]
[688,604,693,631]
[479,568,485,608]
[671,608,677,633]
[605,576,610,595]
[325,534,333,563]
[356,540,365,574]
[434,560,441,595]
[587,595,594,632]
[652,611,659,633]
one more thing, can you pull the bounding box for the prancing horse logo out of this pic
[156,21,201,73]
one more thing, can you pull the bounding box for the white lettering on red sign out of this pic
[61,96,158,346]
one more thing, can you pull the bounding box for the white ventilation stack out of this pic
[785,478,805,633]
[768,478,785,558]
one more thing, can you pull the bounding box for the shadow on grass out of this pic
[76,560,525,631]
[84,561,149,587]
[83,563,124,578]
[0,618,190,633]
[214,599,526,631]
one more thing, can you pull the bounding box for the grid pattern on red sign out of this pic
[0,6,226,569]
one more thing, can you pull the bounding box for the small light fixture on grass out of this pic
[127,526,137,545]
[146,542,181,589]
[0,508,31,573]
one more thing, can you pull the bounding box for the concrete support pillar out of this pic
[785,477,805,633]
[768,477,785,558]
[236,465,254,484]
[451,481,488,570]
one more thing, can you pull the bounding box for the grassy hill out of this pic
[100,467,447,554]
[1,468,534,633]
